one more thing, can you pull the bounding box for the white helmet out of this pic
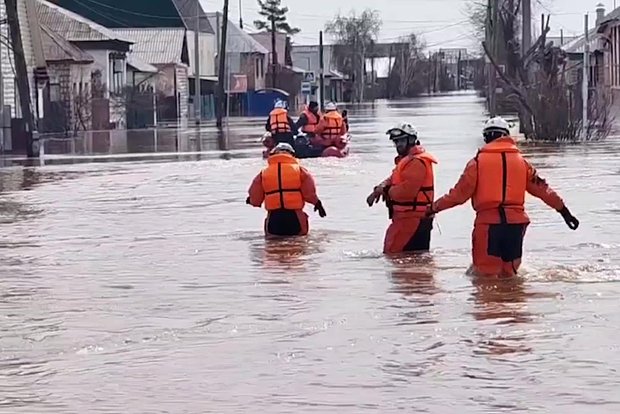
[274,100,286,109]
[387,122,419,140]
[324,102,337,111]
[270,142,295,155]
[483,116,510,135]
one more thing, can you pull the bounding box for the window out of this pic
[109,55,125,94]
[256,58,260,79]
[611,26,620,87]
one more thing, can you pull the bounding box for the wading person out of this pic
[247,143,327,237]
[427,116,579,278]
[367,122,438,254]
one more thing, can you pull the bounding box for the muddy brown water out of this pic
[0,93,618,412]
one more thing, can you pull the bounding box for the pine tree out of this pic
[254,0,299,88]
[253,0,300,35]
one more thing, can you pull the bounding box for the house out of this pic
[171,0,217,120]
[36,0,137,129]
[251,31,304,111]
[292,44,345,103]
[0,0,47,152]
[596,3,620,105]
[113,28,191,127]
[207,12,269,116]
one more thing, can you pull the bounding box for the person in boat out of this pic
[315,102,347,150]
[367,122,438,254]
[296,101,322,138]
[426,116,580,278]
[342,109,350,133]
[247,143,327,237]
[265,100,298,148]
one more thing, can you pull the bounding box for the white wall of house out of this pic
[187,31,216,78]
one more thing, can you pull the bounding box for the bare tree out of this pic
[326,9,382,102]
[483,13,613,141]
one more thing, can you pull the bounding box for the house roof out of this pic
[40,23,94,63]
[561,28,600,54]
[113,28,188,65]
[51,0,186,29]
[206,12,268,55]
[171,0,214,34]
[251,32,286,63]
[36,0,133,44]
[127,54,159,73]
[547,35,578,47]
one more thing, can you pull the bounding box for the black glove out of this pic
[314,200,327,218]
[559,206,579,230]
[245,197,251,205]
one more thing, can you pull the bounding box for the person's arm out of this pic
[433,159,478,212]
[524,160,565,211]
[288,116,298,135]
[296,113,308,130]
[387,159,426,201]
[300,168,319,205]
[247,173,265,207]
[265,117,271,132]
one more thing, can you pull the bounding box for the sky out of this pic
[201,0,614,51]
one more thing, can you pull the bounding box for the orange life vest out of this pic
[472,138,527,223]
[390,151,438,213]
[261,153,304,211]
[301,108,320,134]
[322,111,344,139]
[269,108,291,134]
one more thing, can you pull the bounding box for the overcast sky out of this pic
[202,0,613,50]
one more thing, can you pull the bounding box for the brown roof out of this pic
[40,24,94,63]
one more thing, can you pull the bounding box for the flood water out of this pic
[1,92,619,412]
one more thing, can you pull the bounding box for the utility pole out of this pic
[319,30,324,110]
[270,16,277,89]
[582,13,589,135]
[194,0,201,124]
[216,2,230,129]
[486,0,498,116]
[5,0,36,157]
[238,0,243,29]
[522,0,532,55]
[0,24,4,152]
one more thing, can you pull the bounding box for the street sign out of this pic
[303,71,315,83]
[301,81,312,94]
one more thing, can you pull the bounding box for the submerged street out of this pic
[0,92,619,412]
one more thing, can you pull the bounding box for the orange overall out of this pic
[248,152,320,236]
[381,146,438,254]
[315,111,347,148]
[433,137,566,277]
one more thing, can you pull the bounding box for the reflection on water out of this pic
[0,94,619,412]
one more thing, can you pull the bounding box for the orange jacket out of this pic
[248,153,320,210]
[316,111,347,145]
[381,146,438,219]
[434,137,566,224]
[268,108,292,134]
[299,107,321,134]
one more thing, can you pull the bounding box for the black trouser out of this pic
[267,209,302,236]
[487,223,526,262]
[403,218,434,252]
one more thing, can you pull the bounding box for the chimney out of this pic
[596,3,606,26]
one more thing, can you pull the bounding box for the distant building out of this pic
[291,45,344,103]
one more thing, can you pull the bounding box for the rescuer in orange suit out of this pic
[315,102,347,149]
[265,100,298,147]
[247,143,327,237]
[367,122,438,254]
[296,101,321,137]
[427,116,580,278]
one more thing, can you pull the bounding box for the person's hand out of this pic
[314,200,327,218]
[245,197,251,205]
[367,185,389,207]
[559,206,579,230]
